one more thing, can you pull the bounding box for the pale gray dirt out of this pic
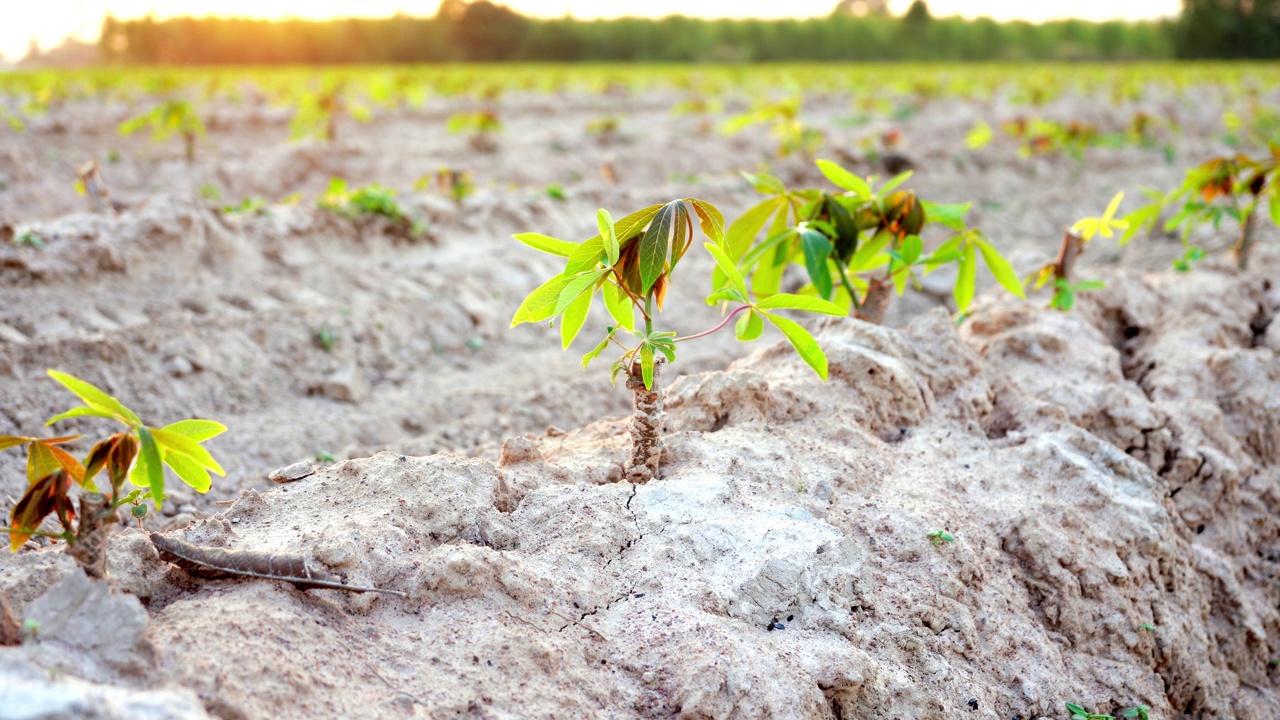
[0,81,1277,719]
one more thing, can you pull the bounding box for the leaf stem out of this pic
[675,305,751,343]
[836,263,861,311]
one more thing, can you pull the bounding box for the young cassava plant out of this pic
[118,99,205,162]
[3,370,225,578]
[727,158,1024,324]
[1123,149,1279,270]
[1028,192,1127,311]
[511,200,843,483]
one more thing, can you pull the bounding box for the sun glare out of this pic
[1,0,1182,62]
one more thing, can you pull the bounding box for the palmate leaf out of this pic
[9,470,75,551]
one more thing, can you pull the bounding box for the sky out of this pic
[0,0,1182,61]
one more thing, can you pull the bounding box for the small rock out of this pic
[22,568,152,677]
[0,322,29,345]
[163,356,194,377]
[269,461,316,484]
[318,364,368,404]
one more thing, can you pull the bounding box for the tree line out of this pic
[94,0,1275,65]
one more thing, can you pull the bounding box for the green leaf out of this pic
[848,231,892,273]
[602,282,635,331]
[45,406,118,426]
[26,441,61,486]
[151,427,225,476]
[725,198,784,260]
[762,312,828,380]
[690,199,725,245]
[816,159,871,200]
[736,309,764,341]
[640,343,655,390]
[975,237,1027,298]
[756,293,846,316]
[876,170,914,197]
[161,419,227,442]
[899,234,923,266]
[1269,191,1280,227]
[920,201,971,231]
[581,333,613,369]
[555,268,608,315]
[511,274,573,327]
[954,242,978,312]
[1119,203,1163,246]
[800,229,834,300]
[46,370,140,426]
[743,171,787,195]
[614,203,666,244]
[597,209,619,266]
[564,236,606,276]
[638,201,683,294]
[134,426,165,507]
[514,233,576,258]
[560,288,593,349]
[162,449,211,493]
[704,242,748,300]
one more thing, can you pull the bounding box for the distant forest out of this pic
[91,0,1277,64]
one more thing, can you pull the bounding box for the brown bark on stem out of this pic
[1054,228,1085,283]
[856,280,895,325]
[1234,212,1256,270]
[66,493,113,580]
[624,361,664,484]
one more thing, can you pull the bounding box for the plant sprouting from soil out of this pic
[74,160,114,214]
[3,371,225,577]
[926,529,954,547]
[319,178,425,238]
[728,159,1024,324]
[118,99,206,162]
[1028,192,1127,311]
[419,168,474,204]
[1123,149,1279,270]
[722,96,824,159]
[1123,705,1151,720]
[512,200,843,482]
[290,80,372,143]
[448,110,502,153]
[1065,703,1114,720]
[12,231,44,249]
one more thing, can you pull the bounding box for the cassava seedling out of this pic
[290,80,372,143]
[512,200,843,483]
[722,96,824,159]
[1066,703,1114,720]
[1123,150,1279,270]
[728,158,1024,324]
[118,99,205,162]
[74,160,114,214]
[319,178,424,239]
[1028,192,1127,311]
[3,370,225,578]
[419,168,475,204]
[926,529,954,547]
[12,231,44,249]
[448,110,502,153]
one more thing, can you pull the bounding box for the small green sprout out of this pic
[546,183,567,201]
[1173,245,1206,272]
[119,99,205,161]
[13,231,44,249]
[312,328,339,352]
[199,183,222,201]
[1138,623,1156,632]
[21,618,39,641]
[1066,702,1114,720]
[1123,705,1151,720]
[1048,279,1106,311]
[926,529,954,547]
[314,451,336,463]
[223,197,267,216]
